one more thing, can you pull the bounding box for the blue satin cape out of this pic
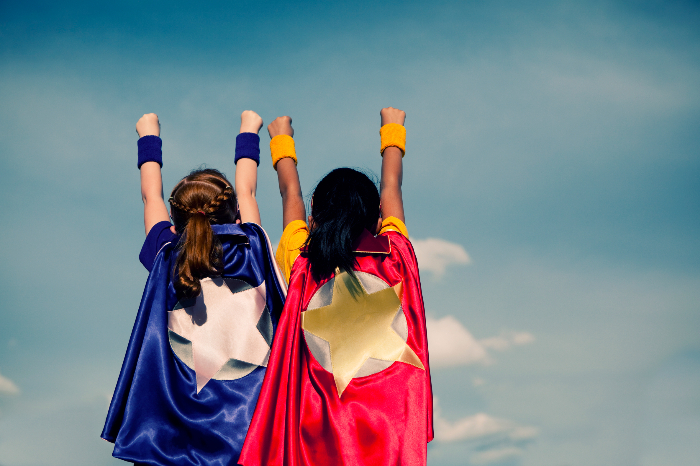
[101,223,286,465]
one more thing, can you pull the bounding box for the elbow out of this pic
[237,190,257,204]
[381,179,403,194]
[235,180,257,200]
[141,190,163,205]
[236,183,257,200]
[280,186,302,204]
[279,182,296,198]
[381,172,403,191]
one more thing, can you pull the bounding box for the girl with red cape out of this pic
[239,108,433,466]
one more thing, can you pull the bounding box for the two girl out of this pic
[103,107,432,466]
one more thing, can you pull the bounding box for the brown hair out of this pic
[168,168,238,299]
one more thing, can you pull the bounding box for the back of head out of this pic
[169,169,238,299]
[306,168,380,282]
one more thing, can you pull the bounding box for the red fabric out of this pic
[352,228,391,254]
[239,231,433,466]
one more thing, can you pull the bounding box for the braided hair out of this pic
[168,168,239,299]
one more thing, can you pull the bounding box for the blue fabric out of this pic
[139,220,177,272]
[234,133,260,166]
[102,223,286,465]
[137,135,163,168]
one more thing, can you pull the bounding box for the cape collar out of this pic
[352,229,391,255]
[211,223,249,243]
[300,229,391,255]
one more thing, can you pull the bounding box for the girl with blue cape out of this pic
[102,111,287,465]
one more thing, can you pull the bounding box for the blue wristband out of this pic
[235,133,260,166]
[137,135,163,169]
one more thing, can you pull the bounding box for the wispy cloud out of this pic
[0,370,20,396]
[434,398,538,463]
[434,397,538,442]
[426,315,489,367]
[471,447,524,464]
[426,316,534,368]
[413,238,470,276]
[480,331,535,351]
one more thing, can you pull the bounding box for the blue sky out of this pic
[1,1,699,465]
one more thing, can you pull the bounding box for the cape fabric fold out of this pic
[239,230,433,466]
[102,223,286,466]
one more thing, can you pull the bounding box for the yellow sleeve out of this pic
[275,220,309,283]
[379,216,409,238]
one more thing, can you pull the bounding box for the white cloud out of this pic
[480,331,536,351]
[471,447,524,464]
[413,238,470,276]
[434,398,538,464]
[0,370,20,396]
[508,426,540,441]
[435,410,514,443]
[426,315,534,368]
[434,398,538,444]
[426,315,490,367]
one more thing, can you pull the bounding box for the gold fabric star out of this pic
[301,270,424,396]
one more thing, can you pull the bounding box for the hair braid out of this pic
[201,185,233,213]
[169,184,232,215]
[167,169,238,299]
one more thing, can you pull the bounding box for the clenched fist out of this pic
[136,113,160,138]
[380,107,406,126]
[267,116,294,139]
[240,110,263,134]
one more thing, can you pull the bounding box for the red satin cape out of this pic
[239,231,433,466]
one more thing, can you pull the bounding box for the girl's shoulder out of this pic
[140,221,177,272]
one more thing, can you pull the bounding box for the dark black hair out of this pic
[305,168,380,282]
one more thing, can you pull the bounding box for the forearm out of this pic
[266,116,304,230]
[235,158,261,224]
[378,107,407,223]
[380,147,405,222]
[140,161,170,235]
[234,111,264,225]
[277,158,306,229]
[135,113,169,235]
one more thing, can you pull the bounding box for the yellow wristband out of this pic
[270,135,297,170]
[380,123,406,157]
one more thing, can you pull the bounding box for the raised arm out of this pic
[268,116,306,229]
[136,113,171,235]
[379,107,406,223]
[235,110,264,225]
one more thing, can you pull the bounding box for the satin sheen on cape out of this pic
[101,223,286,466]
[239,230,433,466]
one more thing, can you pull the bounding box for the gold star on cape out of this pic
[301,271,424,396]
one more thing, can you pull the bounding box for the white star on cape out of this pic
[168,277,271,393]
